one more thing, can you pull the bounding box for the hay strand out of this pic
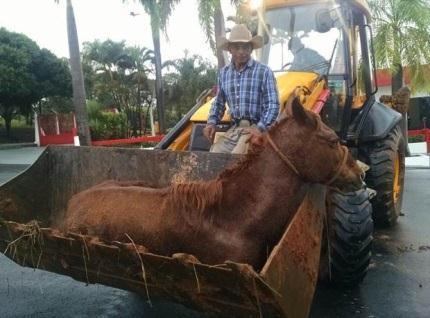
[192,263,201,293]
[252,276,263,318]
[3,221,43,268]
[125,233,152,307]
[81,244,90,285]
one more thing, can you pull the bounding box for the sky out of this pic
[0,0,236,64]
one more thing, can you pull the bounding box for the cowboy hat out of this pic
[218,24,263,51]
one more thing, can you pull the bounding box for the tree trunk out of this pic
[391,65,410,155]
[151,25,165,134]
[67,0,91,146]
[4,115,12,138]
[391,63,403,95]
[214,3,227,69]
[26,113,32,126]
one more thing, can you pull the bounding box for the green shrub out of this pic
[0,115,33,128]
[86,100,103,121]
[409,135,425,143]
[87,100,128,140]
[90,112,128,141]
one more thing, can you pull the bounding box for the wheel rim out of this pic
[393,151,401,203]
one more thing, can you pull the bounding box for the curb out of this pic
[0,163,30,170]
[0,143,37,150]
[405,154,430,169]
[406,166,430,169]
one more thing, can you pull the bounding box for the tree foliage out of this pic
[0,27,71,136]
[369,0,430,93]
[82,39,154,109]
[163,52,217,127]
[127,0,180,133]
[82,39,157,136]
[196,0,242,69]
[82,40,217,131]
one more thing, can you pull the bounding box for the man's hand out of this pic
[203,124,216,143]
[244,127,265,148]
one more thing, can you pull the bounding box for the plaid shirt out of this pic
[207,59,279,131]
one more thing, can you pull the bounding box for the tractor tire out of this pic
[361,124,406,227]
[326,188,374,287]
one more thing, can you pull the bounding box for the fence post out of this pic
[426,129,430,154]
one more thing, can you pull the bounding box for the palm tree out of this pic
[127,0,180,134]
[83,40,127,108]
[196,0,242,69]
[56,0,92,145]
[369,0,430,94]
[197,0,227,69]
[123,46,155,107]
[83,40,126,82]
[163,52,217,125]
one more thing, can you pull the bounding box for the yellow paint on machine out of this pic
[276,71,319,111]
[191,100,231,123]
[175,71,323,151]
[167,123,192,151]
[191,71,319,122]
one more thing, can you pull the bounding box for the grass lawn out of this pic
[0,117,35,144]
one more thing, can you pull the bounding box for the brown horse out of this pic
[62,99,363,269]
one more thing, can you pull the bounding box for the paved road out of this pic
[0,146,44,185]
[1,147,429,317]
[310,169,430,318]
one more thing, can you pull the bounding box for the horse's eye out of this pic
[327,140,338,148]
[316,132,339,144]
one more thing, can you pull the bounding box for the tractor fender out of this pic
[355,101,402,142]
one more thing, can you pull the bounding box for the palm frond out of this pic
[197,0,218,54]
[369,0,430,90]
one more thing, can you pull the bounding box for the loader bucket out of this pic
[0,146,325,318]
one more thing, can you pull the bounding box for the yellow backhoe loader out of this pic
[158,0,406,282]
[0,1,405,317]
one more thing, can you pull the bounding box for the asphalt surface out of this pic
[0,147,429,317]
[310,169,430,318]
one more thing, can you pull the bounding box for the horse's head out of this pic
[264,98,363,191]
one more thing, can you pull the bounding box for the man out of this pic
[203,24,280,154]
[288,36,328,75]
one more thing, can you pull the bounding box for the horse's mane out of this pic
[166,113,304,226]
[218,146,263,179]
[168,179,223,226]
[167,144,266,226]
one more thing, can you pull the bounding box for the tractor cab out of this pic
[253,1,405,228]
[255,0,378,141]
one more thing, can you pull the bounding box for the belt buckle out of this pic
[232,118,252,127]
[239,119,251,127]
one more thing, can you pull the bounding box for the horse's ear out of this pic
[290,97,318,129]
[283,95,295,118]
[291,97,308,123]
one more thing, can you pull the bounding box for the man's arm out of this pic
[204,73,226,141]
[207,74,226,126]
[257,68,279,131]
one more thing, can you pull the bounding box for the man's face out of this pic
[229,42,252,66]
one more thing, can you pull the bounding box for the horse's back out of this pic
[63,182,169,241]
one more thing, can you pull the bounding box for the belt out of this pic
[232,118,256,127]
